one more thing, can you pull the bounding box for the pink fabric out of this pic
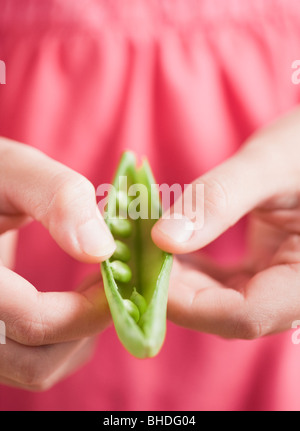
[0,0,300,411]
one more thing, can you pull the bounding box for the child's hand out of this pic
[152,106,300,339]
[0,138,116,390]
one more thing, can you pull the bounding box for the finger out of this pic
[0,266,111,346]
[0,229,18,269]
[168,258,300,339]
[245,217,289,271]
[173,253,245,285]
[45,337,97,387]
[76,271,102,293]
[152,107,300,254]
[239,263,300,338]
[167,260,246,338]
[0,336,93,391]
[271,234,300,266]
[0,138,116,262]
[255,206,300,234]
[0,214,31,233]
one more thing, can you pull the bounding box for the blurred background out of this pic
[0,0,300,411]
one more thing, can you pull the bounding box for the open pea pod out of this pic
[100,151,173,358]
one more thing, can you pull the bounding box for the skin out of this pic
[0,138,116,390]
[1,105,299,389]
[152,106,300,340]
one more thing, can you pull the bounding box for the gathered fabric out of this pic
[0,0,300,411]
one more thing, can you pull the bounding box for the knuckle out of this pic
[19,363,43,388]
[54,173,95,206]
[28,376,55,392]
[35,171,96,224]
[18,352,54,390]
[12,309,48,347]
[233,314,265,340]
[204,177,230,218]
[21,319,47,346]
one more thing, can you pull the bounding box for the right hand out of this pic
[0,137,116,391]
[152,107,300,341]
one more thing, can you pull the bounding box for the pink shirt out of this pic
[0,0,300,411]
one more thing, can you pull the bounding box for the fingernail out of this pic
[77,219,116,258]
[156,213,194,243]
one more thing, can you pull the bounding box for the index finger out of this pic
[0,137,116,262]
[0,266,111,346]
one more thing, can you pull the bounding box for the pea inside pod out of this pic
[123,299,140,323]
[100,151,173,358]
[112,240,131,262]
[130,287,147,315]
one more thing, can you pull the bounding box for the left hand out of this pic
[152,106,300,339]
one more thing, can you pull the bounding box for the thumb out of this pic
[151,133,296,254]
[0,138,116,262]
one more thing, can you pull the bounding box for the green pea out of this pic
[112,240,131,262]
[123,299,140,323]
[110,218,132,238]
[130,288,147,315]
[110,260,132,283]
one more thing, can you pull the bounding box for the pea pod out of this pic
[100,151,173,358]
